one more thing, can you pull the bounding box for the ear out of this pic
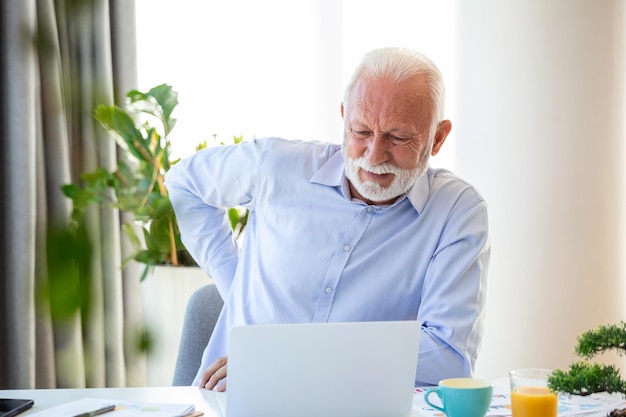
[431,120,452,156]
[340,102,345,119]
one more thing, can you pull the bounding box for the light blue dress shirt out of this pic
[165,137,490,386]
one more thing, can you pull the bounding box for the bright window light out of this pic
[135,0,456,168]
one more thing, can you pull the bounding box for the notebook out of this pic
[225,320,420,417]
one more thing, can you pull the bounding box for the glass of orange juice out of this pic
[510,368,558,417]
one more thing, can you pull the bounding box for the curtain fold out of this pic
[108,0,145,387]
[0,0,142,389]
[35,0,70,389]
[0,0,39,390]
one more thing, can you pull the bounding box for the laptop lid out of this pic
[225,320,420,417]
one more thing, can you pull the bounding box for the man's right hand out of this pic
[199,356,228,391]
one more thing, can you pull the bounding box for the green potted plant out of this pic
[61,84,247,281]
[547,321,626,415]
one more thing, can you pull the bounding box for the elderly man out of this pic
[165,47,490,390]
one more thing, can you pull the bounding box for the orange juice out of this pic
[511,386,557,417]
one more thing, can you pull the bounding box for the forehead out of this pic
[345,76,433,129]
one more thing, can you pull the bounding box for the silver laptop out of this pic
[225,320,420,417]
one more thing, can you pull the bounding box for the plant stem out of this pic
[168,217,178,266]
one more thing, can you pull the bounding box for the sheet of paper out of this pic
[413,380,626,417]
[27,397,196,417]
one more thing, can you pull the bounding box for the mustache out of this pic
[351,157,401,176]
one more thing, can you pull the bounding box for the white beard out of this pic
[344,156,427,203]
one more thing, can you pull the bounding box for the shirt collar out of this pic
[310,149,345,187]
[404,170,429,213]
[310,149,430,214]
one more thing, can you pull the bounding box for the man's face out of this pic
[342,75,450,206]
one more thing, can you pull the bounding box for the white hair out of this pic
[343,47,446,138]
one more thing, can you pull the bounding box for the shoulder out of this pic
[426,167,487,216]
[257,137,340,157]
[428,168,484,198]
[255,137,341,170]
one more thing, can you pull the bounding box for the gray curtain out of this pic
[0,0,146,388]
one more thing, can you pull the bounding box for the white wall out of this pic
[135,0,457,167]
[453,0,626,378]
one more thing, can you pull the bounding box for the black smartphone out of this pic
[0,399,34,417]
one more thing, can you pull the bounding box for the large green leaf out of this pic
[127,84,178,136]
[95,105,148,162]
[146,84,178,134]
[61,183,79,199]
[149,197,176,253]
[80,167,111,186]
[44,224,92,320]
[122,222,144,251]
[134,249,164,265]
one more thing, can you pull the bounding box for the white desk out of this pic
[5,382,623,417]
[0,387,422,417]
[5,384,625,417]
[0,386,225,417]
[0,387,427,417]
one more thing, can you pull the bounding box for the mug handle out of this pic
[424,387,445,413]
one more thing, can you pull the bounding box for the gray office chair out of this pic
[172,283,224,386]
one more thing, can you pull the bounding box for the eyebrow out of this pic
[350,122,417,137]
[348,121,419,135]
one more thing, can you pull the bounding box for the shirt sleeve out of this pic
[415,191,490,385]
[164,140,263,295]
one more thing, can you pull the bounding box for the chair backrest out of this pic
[172,283,224,386]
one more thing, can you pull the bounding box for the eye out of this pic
[388,135,412,146]
[350,128,371,139]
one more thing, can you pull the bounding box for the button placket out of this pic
[312,205,376,322]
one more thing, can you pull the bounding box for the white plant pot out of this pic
[140,265,212,386]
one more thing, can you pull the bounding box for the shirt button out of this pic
[325,287,333,294]
[343,244,351,252]
[367,206,373,213]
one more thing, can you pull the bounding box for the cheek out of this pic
[393,143,425,170]
[344,138,366,159]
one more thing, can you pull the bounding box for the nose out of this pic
[365,133,391,165]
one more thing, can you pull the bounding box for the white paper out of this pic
[27,397,195,417]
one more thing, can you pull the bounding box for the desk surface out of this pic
[0,386,225,417]
[0,386,426,417]
[4,383,624,417]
